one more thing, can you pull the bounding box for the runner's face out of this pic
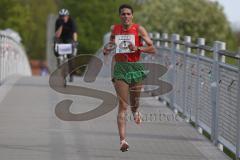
[120,8,133,27]
[61,15,69,23]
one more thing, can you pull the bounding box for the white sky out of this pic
[212,0,240,24]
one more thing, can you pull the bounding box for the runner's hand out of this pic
[128,43,137,51]
[103,48,111,55]
[103,42,116,55]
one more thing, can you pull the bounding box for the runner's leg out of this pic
[130,81,143,124]
[113,79,129,141]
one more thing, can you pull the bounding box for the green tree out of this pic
[236,31,240,48]
[60,0,136,54]
[0,0,33,46]
[19,0,58,59]
[134,0,237,50]
[0,0,57,60]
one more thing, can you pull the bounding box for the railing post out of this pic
[148,33,154,62]
[149,32,153,41]
[160,33,169,68]
[195,38,205,128]
[211,41,225,145]
[199,38,205,56]
[162,33,169,48]
[155,32,160,48]
[236,49,240,159]
[169,34,180,109]
[183,36,191,119]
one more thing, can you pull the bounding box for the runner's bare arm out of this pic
[55,26,63,38]
[110,25,115,42]
[103,25,115,55]
[138,26,156,54]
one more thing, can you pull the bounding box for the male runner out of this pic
[104,4,156,152]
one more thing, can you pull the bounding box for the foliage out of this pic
[0,0,238,59]
[0,0,33,46]
[0,0,57,59]
[134,0,238,50]
[60,0,136,54]
[20,0,58,59]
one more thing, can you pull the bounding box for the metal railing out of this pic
[148,32,240,159]
[0,31,31,85]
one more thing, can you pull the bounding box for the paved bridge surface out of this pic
[0,74,230,160]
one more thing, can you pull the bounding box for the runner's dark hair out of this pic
[119,4,133,14]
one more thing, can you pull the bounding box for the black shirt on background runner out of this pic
[55,17,77,42]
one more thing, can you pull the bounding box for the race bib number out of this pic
[56,44,72,55]
[115,35,135,54]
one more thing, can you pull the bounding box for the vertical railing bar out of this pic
[162,33,169,48]
[211,41,225,145]
[170,34,180,110]
[236,49,240,159]
[195,38,205,130]
[183,36,191,120]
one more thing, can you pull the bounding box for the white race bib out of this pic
[56,44,72,55]
[115,35,135,54]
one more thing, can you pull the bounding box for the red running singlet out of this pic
[112,24,142,62]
